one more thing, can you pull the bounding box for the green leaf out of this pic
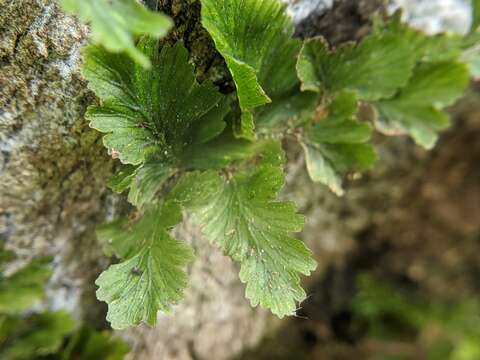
[189,98,230,145]
[463,46,480,78]
[174,142,316,317]
[96,219,133,259]
[126,161,174,208]
[0,258,52,314]
[461,31,480,78]
[61,326,130,360]
[97,202,184,260]
[0,312,75,360]
[472,0,480,33]
[352,275,427,339]
[95,203,194,329]
[297,33,416,100]
[60,0,172,68]
[107,166,136,193]
[200,0,303,137]
[300,91,376,195]
[375,61,469,149]
[83,40,225,165]
[180,131,274,170]
[254,90,318,132]
[372,12,463,63]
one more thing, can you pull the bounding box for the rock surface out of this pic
[389,0,472,34]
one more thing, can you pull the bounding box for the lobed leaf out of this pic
[61,325,130,360]
[375,61,469,149]
[297,33,416,101]
[126,161,174,208]
[60,0,172,67]
[372,12,464,63]
[300,91,376,195]
[173,142,317,317]
[83,40,225,166]
[200,0,306,137]
[95,203,194,329]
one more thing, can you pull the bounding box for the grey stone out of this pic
[389,0,472,34]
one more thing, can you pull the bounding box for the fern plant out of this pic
[0,245,128,359]
[59,0,480,329]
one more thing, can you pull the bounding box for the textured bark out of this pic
[0,1,471,360]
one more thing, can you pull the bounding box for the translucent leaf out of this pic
[297,32,416,100]
[375,61,469,149]
[300,92,376,195]
[173,142,316,317]
[200,0,304,137]
[60,0,172,67]
[95,203,194,329]
[83,40,225,165]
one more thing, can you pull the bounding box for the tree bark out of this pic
[0,1,473,360]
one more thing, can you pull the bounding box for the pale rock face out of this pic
[389,0,472,34]
[281,0,472,34]
[281,0,334,24]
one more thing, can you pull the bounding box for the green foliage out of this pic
[352,275,480,360]
[0,312,75,360]
[462,30,480,78]
[63,0,479,330]
[352,275,427,339]
[61,325,129,360]
[172,142,316,317]
[0,257,51,314]
[83,40,225,167]
[297,17,470,150]
[200,0,305,138]
[472,0,480,33]
[0,248,128,359]
[0,312,129,360]
[297,34,415,100]
[300,91,376,195]
[375,61,469,149]
[60,0,172,68]
[96,203,194,329]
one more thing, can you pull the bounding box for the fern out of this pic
[60,0,172,68]
[54,0,480,329]
[0,246,128,359]
[96,203,194,329]
[170,142,316,317]
[299,91,376,195]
